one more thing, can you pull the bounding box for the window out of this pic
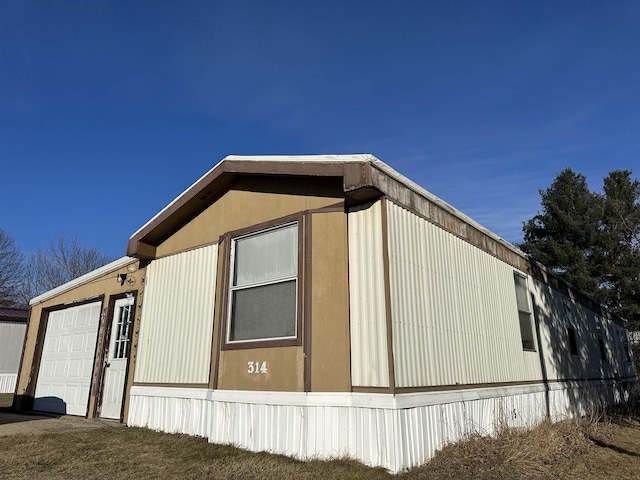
[227,223,298,343]
[598,338,607,362]
[513,272,535,351]
[563,298,574,324]
[568,327,579,356]
[595,315,607,362]
[623,334,631,362]
[112,301,133,359]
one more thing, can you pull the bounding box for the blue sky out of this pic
[2,1,639,258]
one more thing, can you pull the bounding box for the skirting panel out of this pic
[0,373,17,394]
[127,381,632,473]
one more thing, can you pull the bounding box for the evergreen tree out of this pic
[521,168,640,330]
[520,168,602,296]
[599,170,640,329]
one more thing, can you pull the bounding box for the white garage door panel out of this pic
[33,302,101,416]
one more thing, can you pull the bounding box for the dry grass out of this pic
[400,418,613,480]
[1,395,640,479]
[0,426,391,480]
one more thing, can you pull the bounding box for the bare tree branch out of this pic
[23,235,116,301]
[0,229,25,307]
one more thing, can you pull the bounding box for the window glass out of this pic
[113,303,132,360]
[568,327,578,356]
[513,274,530,312]
[230,281,297,341]
[563,299,574,324]
[228,223,298,343]
[513,272,535,351]
[234,225,297,287]
[598,338,607,362]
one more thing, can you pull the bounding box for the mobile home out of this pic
[15,155,637,472]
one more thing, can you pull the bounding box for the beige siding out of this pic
[135,245,217,384]
[386,202,542,388]
[348,200,389,387]
[310,211,351,392]
[155,177,343,257]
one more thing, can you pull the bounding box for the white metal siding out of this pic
[127,380,626,473]
[531,280,637,382]
[135,244,218,384]
[0,321,26,374]
[0,320,27,393]
[0,374,18,394]
[386,202,542,388]
[348,201,389,387]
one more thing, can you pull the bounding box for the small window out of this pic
[513,272,535,351]
[623,335,631,362]
[568,327,578,356]
[563,298,574,324]
[114,302,133,359]
[227,223,298,343]
[598,338,607,362]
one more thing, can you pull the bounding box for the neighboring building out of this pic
[14,155,637,472]
[0,307,28,394]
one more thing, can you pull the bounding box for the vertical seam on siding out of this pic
[304,213,312,392]
[381,198,396,394]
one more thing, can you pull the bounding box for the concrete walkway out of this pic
[0,408,120,436]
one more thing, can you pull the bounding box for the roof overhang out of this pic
[29,256,138,306]
[126,155,388,258]
[126,154,517,261]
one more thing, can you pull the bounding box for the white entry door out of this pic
[100,297,134,420]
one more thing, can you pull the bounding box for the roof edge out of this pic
[29,256,138,306]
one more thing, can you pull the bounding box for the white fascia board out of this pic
[29,256,137,306]
[223,154,375,163]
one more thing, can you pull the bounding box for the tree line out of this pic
[0,231,115,308]
[521,168,640,331]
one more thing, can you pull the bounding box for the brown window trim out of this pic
[220,212,304,351]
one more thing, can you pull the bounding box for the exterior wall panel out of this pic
[0,321,27,375]
[128,381,626,473]
[348,201,389,387]
[310,211,351,392]
[156,177,343,257]
[135,245,217,384]
[530,280,636,383]
[386,202,542,388]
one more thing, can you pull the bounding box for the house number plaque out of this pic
[247,361,268,374]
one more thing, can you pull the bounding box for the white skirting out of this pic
[127,380,630,473]
[0,374,17,394]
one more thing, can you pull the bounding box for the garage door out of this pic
[33,301,102,416]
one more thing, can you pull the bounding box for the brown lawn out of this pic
[1,393,640,479]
